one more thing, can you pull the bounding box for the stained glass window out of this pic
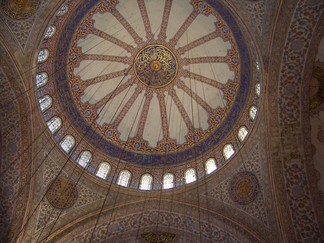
[44,26,56,38]
[39,95,52,111]
[185,168,196,184]
[36,72,48,88]
[255,83,261,96]
[163,173,175,189]
[205,158,217,174]
[139,174,153,190]
[223,144,235,160]
[56,5,68,16]
[117,170,131,187]
[60,135,75,153]
[238,126,248,142]
[47,117,61,133]
[77,151,92,168]
[96,163,110,179]
[38,49,49,63]
[249,106,257,120]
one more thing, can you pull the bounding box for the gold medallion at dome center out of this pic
[134,45,177,88]
[150,60,162,71]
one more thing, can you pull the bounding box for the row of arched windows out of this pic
[40,105,258,190]
[91,158,219,190]
[42,118,249,189]
[41,113,255,190]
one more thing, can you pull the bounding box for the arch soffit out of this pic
[46,199,266,243]
[266,0,324,241]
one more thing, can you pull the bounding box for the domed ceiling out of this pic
[36,0,261,188]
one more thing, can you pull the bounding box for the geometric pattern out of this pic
[46,176,78,209]
[229,171,259,205]
[208,144,268,225]
[36,156,104,231]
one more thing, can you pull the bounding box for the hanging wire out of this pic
[10,16,146,240]
[87,87,146,243]
[2,40,133,217]
[94,22,167,242]
[154,88,174,232]
[0,23,133,179]
[36,16,149,240]
[12,54,134,243]
[186,30,203,243]
[100,161,129,242]
[134,174,150,243]
[313,113,324,124]
[198,49,212,240]
[86,21,164,242]
[36,71,135,242]
[133,90,170,242]
[2,11,142,106]
[2,21,144,240]
[161,89,180,239]
[181,93,190,242]
[203,34,239,236]
[96,86,145,243]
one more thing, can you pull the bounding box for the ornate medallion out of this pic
[46,177,78,209]
[229,171,259,205]
[134,45,178,88]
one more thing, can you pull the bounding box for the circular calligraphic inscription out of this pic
[46,177,78,209]
[229,172,259,205]
[134,45,178,88]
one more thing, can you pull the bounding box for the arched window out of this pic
[139,174,153,190]
[255,83,261,96]
[56,5,68,16]
[44,26,56,38]
[36,72,48,88]
[60,135,75,153]
[185,168,196,184]
[38,49,49,63]
[117,170,131,187]
[249,106,257,120]
[39,95,52,111]
[223,144,235,160]
[205,158,217,174]
[77,151,92,168]
[96,162,110,179]
[238,126,248,142]
[47,116,62,133]
[163,173,175,189]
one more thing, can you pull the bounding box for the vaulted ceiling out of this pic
[0,0,323,242]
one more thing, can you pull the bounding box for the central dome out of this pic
[63,0,246,165]
[36,0,257,171]
[134,45,178,88]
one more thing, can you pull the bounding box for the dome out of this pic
[36,0,261,189]
[1,0,323,241]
